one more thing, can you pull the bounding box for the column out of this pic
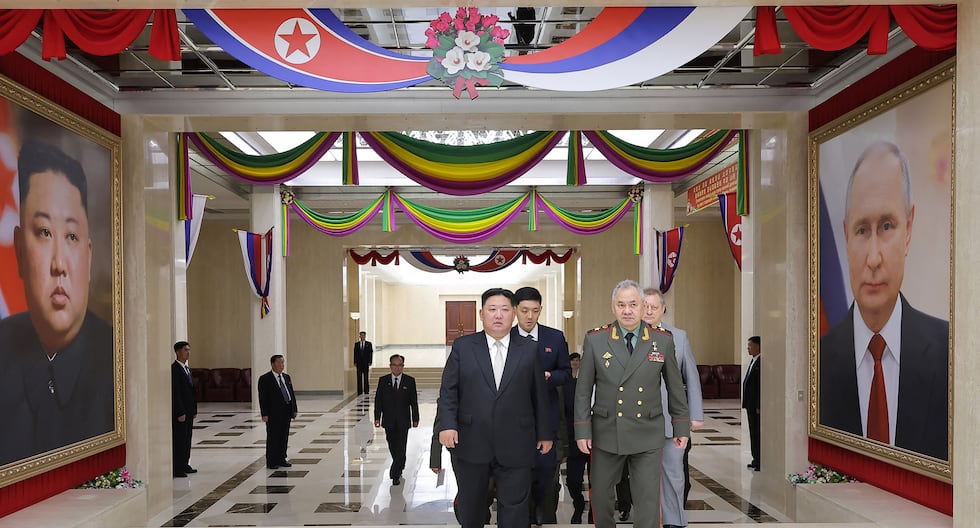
[250,186,286,408]
[639,183,673,296]
[563,255,578,351]
[953,1,979,523]
[752,117,810,509]
[346,257,360,393]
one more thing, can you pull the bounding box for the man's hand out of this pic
[544,371,552,381]
[691,420,705,431]
[537,440,553,454]
[439,429,458,448]
[576,438,592,454]
[673,436,689,449]
[177,414,186,423]
[374,420,381,428]
[262,415,269,423]
[412,421,419,428]
[431,467,441,474]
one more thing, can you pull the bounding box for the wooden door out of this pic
[446,301,477,345]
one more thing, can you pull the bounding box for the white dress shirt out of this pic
[517,324,539,342]
[853,299,902,444]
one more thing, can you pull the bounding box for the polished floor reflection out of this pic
[142,390,877,527]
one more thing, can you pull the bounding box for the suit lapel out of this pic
[474,333,497,392]
[497,336,528,395]
[604,324,630,369]
[896,300,933,439]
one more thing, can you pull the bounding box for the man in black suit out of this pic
[374,354,420,486]
[438,287,552,528]
[258,354,298,469]
[562,352,590,524]
[511,286,571,525]
[171,341,197,478]
[819,141,949,461]
[354,331,373,395]
[742,336,761,471]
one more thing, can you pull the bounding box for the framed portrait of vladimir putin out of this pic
[0,75,124,486]
[808,60,953,482]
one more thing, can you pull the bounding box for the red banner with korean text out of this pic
[687,163,737,214]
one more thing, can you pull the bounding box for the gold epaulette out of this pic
[587,324,613,335]
[654,325,673,336]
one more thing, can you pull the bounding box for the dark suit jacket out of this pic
[819,295,949,461]
[353,340,373,369]
[374,373,420,430]
[258,371,298,420]
[172,360,197,419]
[437,331,550,467]
[742,356,760,412]
[511,324,571,439]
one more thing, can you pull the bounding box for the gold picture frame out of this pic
[0,74,124,487]
[808,60,953,482]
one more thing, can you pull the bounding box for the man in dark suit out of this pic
[562,352,590,524]
[258,354,298,469]
[354,331,373,395]
[510,286,571,525]
[374,353,420,486]
[819,141,949,461]
[574,280,689,528]
[438,287,552,528]
[742,336,761,471]
[171,341,197,478]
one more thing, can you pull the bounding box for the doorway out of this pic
[445,300,477,345]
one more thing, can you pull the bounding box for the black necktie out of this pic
[393,377,399,391]
[625,332,634,355]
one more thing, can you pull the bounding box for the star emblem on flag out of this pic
[274,18,320,64]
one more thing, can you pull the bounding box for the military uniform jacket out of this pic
[573,321,690,455]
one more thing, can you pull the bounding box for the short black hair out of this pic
[18,140,89,216]
[569,352,581,360]
[513,286,542,305]
[481,287,515,307]
[270,354,284,364]
[173,341,189,353]
[389,354,405,364]
[749,336,761,345]
[359,331,366,336]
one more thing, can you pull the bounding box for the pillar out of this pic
[249,185,286,407]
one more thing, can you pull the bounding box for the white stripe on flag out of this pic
[185,194,207,265]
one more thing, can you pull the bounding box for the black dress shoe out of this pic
[392,477,401,485]
[279,461,292,468]
[184,467,198,474]
[173,472,187,478]
[618,510,630,522]
[570,512,582,524]
[267,464,278,469]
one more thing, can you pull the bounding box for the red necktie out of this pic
[867,334,889,443]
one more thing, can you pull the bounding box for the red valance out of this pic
[522,249,574,265]
[348,250,400,266]
[0,9,179,61]
[755,5,956,56]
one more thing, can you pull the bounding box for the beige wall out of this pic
[670,219,741,366]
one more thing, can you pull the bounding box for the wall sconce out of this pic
[563,310,574,319]
[350,312,361,321]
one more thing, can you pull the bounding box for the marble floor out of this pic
[142,391,931,528]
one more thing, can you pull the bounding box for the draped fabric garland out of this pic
[348,248,574,274]
[282,189,642,253]
[0,9,179,60]
[754,5,956,56]
[180,129,746,217]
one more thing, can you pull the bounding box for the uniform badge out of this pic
[602,352,613,359]
[652,341,658,352]
[648,352,664,362]
[604,360,611,368]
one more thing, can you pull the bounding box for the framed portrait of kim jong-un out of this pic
[807,59,953,482]
[0,74,124,487]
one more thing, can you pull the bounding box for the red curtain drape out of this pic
[0,9,179,61]
[522,249,574,265]
[348,250,400,266]
[755,5,956,56]
[0,10,41,55]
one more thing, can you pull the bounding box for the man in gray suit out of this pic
[438,287,552,528]
[574,280,690,528]
[643,288,703,528]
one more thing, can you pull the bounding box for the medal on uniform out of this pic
[652,342,658,352]
[604,360,610,368]
[602,351,612,368]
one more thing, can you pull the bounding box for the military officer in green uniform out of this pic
[574,279,690,528]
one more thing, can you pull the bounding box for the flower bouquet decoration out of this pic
[77,467,144,489]
[425,7,510,100]
[787,464,857,486]
[453,255,471,273]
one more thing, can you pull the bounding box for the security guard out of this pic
[574,279,690,528]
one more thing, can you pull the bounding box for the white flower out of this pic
[441,47,466,74]
[465,50,492,72]
[454,31,480,51]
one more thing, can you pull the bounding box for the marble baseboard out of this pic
[794,482,951,527]
[0,488,146,528]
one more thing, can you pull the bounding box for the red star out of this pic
[277,21,316,58]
